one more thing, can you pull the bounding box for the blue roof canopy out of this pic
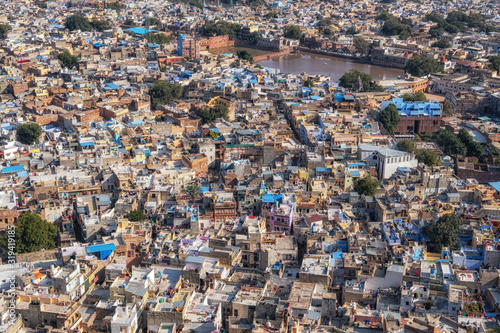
[2,165,24,174]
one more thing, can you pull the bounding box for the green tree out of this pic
[248,31,260,45]
[466,53,476,61]
[376,12,394,21]
[396,140,416,153]
[125,210,147,222]
[148,81,183,108]
[380,15,412,39]
[487,56,500,73]
[255,64,264,69]
[432,38,451,49]
[179,13,185,20]
[199,104,229,123]
[58,50,78,69]
[160,65,167,72]
[90,19,111,32]
[148,33,171,45]
[0,24,12,38]
[124,18,135,26]
[420,133,433,142]
[37,1,48,8]
[107,2,121,10]
[345,27,358,35]
[353,176,380,196]
[317,18,332,27]
[303,78,313,88]
[405,56,441,77]
[339,69,385,92]
[0,212,58,254]
[145,17,159,26]
[425,214,461,251]
[189,0,203,9]
[443,101,453,116]
[65,14,92,31]
[202,21,241,39]
[236,50,253,63]
[283,24,302,40]
[17,123,42,144]
[401,91,428,102]
[437,129,467,156]
[185,184,201,201]
[323,28,333,36]
[458,129,484,158]
[415,149,440,167]
[264,11,278,19]
[353,37,369,54]
[379,104,400,134]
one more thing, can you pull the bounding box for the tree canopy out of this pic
[124,18,135,26]
[426,11,496,37]
[58,50,78,69]
[237,50,253,63]
[323,28,333,36]
[415,149,440,167]
[401,91,428,102]
[148,33,171,45]
[425,214,462,251]
[248,31,260,45]
[379,104,400,134]
[199,104,229,123]
[125,210,147,222]
[148,81,183,109]
[17,123,42,144]
[317,18,332,27]
[107,2,121,10]
[65,15,110,32]
[0,212,58,254]
[283,25,302,40]
[264,12,278,19]
[431,38,451,49]
[339,69,385,92]
[436,129,466,156]
[185,184,201,201]
[458,129,484,158]
[442,101,453,116]
[353,176,380,196]
[345,27,358,35]
[378,13,412,40]
[396,140,416,153]
[353,37,369,54]
[202,21,241,39]
[145,18,159,26]
[0,24,12,38]
[405,56,441,77]
[487,56,500,73]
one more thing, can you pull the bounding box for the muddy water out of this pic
[257,52,404,81]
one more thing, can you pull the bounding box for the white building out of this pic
[111,304,141,333]
[358,144,417,179]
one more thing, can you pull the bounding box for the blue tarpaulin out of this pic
[17,171,28,178]
[2,165,24,174]
[86,243,116,260]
